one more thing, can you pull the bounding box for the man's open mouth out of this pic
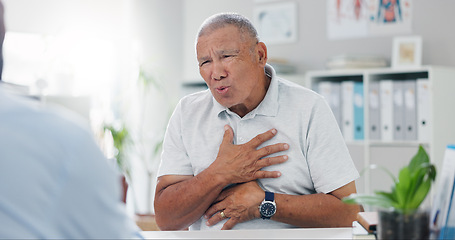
[216,86,229,94]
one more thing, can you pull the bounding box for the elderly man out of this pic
[154,13,361,231]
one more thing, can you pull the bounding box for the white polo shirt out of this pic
[158,65,359,230]
[0,88,142,239]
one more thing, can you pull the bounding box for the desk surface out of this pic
[141,227,352,239]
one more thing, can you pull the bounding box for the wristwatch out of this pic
[259,191,276,219]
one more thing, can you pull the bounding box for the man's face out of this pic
[196,25,266,113]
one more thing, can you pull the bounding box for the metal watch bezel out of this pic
[259,200,276,219]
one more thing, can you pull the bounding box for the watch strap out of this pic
[265,191,274,201]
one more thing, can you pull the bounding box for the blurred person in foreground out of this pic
[0,88,143,239]
[154,12,361,231]
[0,0,6,80]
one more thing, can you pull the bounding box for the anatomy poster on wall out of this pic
[327,0,412,40]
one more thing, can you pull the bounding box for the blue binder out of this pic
[353,82,364,140]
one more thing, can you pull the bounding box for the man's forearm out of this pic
[155,126,288,230]
[272,193,360,227]
[154,170,227,230]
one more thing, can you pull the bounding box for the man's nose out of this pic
[212,61,227,81]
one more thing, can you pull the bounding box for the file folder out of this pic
[403,80,417,141]
[318,81,342,129]
[417,78,430,142]
[393,81,405,141]
[341,81,354,141]
[380,80,393,141]
[368,82,381,140]
[353,82,364,140]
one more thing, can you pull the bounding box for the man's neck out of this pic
[229,74,271,118]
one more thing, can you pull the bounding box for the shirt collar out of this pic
[215,64,279,118]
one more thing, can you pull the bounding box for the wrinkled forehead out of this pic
[196,26,242,55]
[198,24,249,44]
[203,25,258,46]
[196,25,257,56]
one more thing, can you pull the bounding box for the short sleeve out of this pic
[306,97,360,193]
[157,100,194,177]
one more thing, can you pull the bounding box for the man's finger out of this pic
[221,218,237,230]
[204,202,224,220]
[206,210,227,227]
[247,128,277,148]
[256,143,289,159]
[257,155,288,169]
[221,125,234,145]
[254,170,283,179]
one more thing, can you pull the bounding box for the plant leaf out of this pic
[408,177,432,210]
[342,194,394,209]
[408,164,436,210]
[344,145,436,212]
[368,164,398,184]
[408,145,430,174]
[396,166,412,209]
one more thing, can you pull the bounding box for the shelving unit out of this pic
[306,66,455,201]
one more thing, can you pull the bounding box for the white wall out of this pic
[182,0,455,81]
[2,0,129,94]
[126,0,183,214]
[3,0,125,36]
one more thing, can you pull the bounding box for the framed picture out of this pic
[391,36,422,68]
[254,1,297,45]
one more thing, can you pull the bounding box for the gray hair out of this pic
[197,13,259,44]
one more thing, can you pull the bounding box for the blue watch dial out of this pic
[260,202,276,218]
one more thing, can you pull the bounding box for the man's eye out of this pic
[223,55,233,58]
[200,60,210,67]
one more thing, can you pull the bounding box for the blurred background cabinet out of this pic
[306,66,455,207]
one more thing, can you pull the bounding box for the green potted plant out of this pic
[104,123,131,203]
[343,145,436,239]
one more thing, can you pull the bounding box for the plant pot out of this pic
[378,209,430,239]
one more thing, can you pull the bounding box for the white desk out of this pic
[141,227,352,239]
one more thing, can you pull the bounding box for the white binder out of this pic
[369,81,381,140]
[403,80,417,141]
[380,80,394,142]
[393,81,405,141]
[341,81,354,142]
[417,78,431,142]
[318,81,342,129]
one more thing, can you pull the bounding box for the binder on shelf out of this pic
[430,145,455,239]
[353,82,364,140]
[341,81,354,141]
[393,80,405,141]
[379,80,394,141]
[317,81,342,129]
[417,78,431,142]
[403,80,418,141]
[368,81,381,140]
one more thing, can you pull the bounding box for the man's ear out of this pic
[257,42,268,65]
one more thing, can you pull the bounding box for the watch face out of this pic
[260,202,276,217]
